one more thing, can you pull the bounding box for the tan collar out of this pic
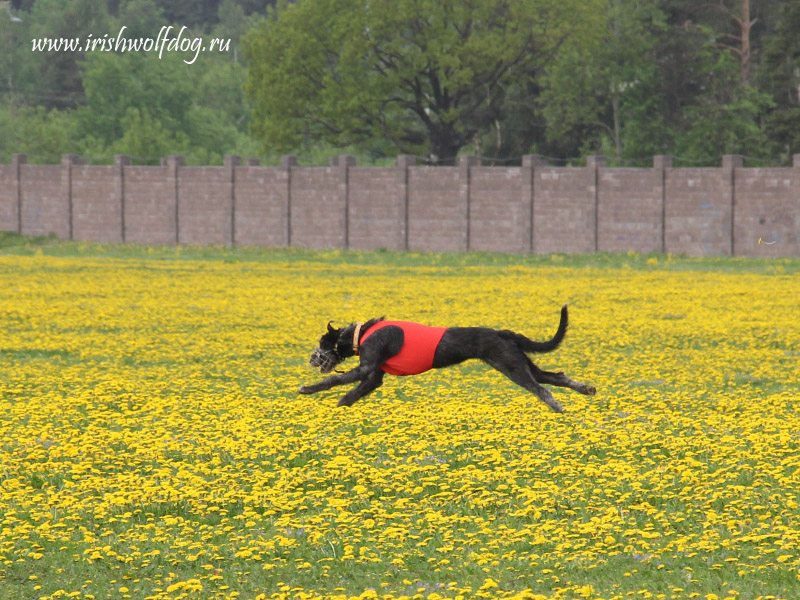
[353,322,364,354]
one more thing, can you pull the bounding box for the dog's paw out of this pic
[585,385,597,396]
[298,385,313,394]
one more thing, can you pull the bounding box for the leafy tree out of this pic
[758,0,800,160]
[148,0,270,30]
[108,107,190,163]
[117,0,167,39]
[194,59,250,128]
[27,0,112,108]
[152,0,220,30]
[212,0,257,63]
[535,0,775,164]
[0,6,34,98]
[3,0,798,166]
[244,0,603,164]
[0,104,82,162]
[675,48,772,162]
[659,1,773,162]
[78,51,195,144]
[534,0,669,162]
[77,50,254,162]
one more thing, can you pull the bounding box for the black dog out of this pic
[298,305,595,412]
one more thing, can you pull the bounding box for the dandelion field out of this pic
[1,236,799,600]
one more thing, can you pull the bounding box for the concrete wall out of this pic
[408,165,464,253]
[533,165,597,255]
[469,166,527,254]
[597,164,663,254]
[733,166,800,258]
[2,153,798,257]
[233,159,291,248]
[348,162,408,252]
[123,160,177,246]
[72,162,122,244]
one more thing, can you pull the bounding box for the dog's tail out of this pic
[499,304,568,354]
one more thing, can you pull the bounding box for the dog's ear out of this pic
[327,321,337,334]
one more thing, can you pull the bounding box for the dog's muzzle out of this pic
[309,348,340,373]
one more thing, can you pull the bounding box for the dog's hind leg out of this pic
[527,361,596,396]
[337,370,385,407]
[484,348,565,413]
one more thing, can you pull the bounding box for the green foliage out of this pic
[0,6,35,100]
[109,107,190,164]
[532,0,782,165]
[0,104,82,162]
[758,0,800,161]
[244,0,603,163]
[116,0,167,40]
[0,0,798,165]
[79,52,194,146]
[27,0,112,109]
[1,0,260,165]
[675,51,773,162]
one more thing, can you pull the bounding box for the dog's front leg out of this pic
[337,370,385,407]
[298,364,371,395]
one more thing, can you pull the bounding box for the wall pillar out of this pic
[586,155,605,252]
[224,155,241,246]
[460,155,480,251]
[12,154,27,234]
[522,154,548,254]
[331,155,356,249]
[114,155,131,243]
[61,154,86,240]
[165,155,184,245]
[722,155,743,256]
[395,155,416,251]
[653,155,672,254]
[281,155,297,246]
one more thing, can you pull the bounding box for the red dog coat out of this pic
[359,321,447,376]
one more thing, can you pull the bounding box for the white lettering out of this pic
[30,26,232,64]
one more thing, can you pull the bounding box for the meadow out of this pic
[1,234,798,600]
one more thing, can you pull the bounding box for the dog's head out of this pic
[309,321,347,373]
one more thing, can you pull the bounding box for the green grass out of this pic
[1,230,798,274]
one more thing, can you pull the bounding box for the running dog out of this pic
[298,305,595,412]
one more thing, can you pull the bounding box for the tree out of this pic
[674,50,771,161]
[669,0,773,161]
[0,3,33,97]
[108,107,191,164]
[117,0,167,39]
[758,0,800,160]
[27,0,112,108]
[536,0,668,162]
[213,0,258,63]
[76,49,250,163]
[152,0,220,30]
[534,0,774,164]
[244,0,602,164]
[0,104,81,162]
[78,51,195,145]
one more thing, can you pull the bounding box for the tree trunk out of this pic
[739,0,752,84]
[429,129,461,165]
